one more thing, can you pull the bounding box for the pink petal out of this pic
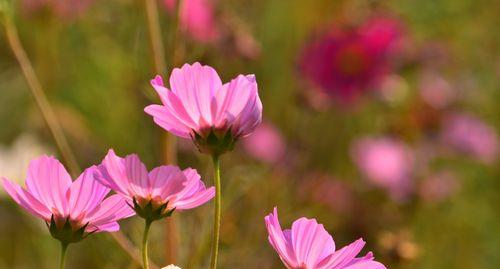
[144,104,193,138]
[68,166,109,219]
[98,150,150,198]
[290,217,335,268]
[320,238,366,268]
[2,178,51,220]
[169,62,222,125]
[343,260,387,269]
[85,194,135,233]
[265,207,299,268]
[148,165,186,199]
[25,156,72,216]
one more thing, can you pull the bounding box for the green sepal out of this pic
[132,197,176,223]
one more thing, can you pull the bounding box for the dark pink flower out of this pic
[265,207,386,269]
[441,113,498,163]
[351,137,414,200]
[299,18,403,103]
[1,156,134,244]
[164,0,219,43]
[242,122,286,164]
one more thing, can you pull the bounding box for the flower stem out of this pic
[142,220,153,269]
[210,155,221,269]
[59,243,68,269]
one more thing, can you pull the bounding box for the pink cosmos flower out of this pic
[97,149,215,221]
[145,62,263,156]
[164,0,219,43]
[265,208,386,269]
[441,113,499,164]
[418,73,455,109]
[1,156,134,243]
[242,122,286,164]
[351,137,414,201]
[299,17,403,104]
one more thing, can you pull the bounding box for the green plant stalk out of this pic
[210,156,222,269]
[59,243,68,269]
[142,220,153,269]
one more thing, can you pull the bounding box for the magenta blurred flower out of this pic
[97,149,214,221]
[21,0,94,19]
[351,137,414,200]
[164,0,219,43]
[242,122,285,164]
[145,62,262,156]
[299,17,403,103]
[419,170,460,203]
[441,113,499,163]
[1,156,133,244]
[265,208,386,269]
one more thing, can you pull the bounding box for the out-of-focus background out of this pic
[1,0,499,268]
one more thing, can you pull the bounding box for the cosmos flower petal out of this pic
[25,156,72,216]
[343,260,387,269]
[169,62,222,124]
[68,166,109,219]
[290,217,335,267]
[85,194,135,233]
[1,178,51,219]
[144,105,192,138]
[320,238,366,268]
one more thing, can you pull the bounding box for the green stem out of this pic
[209,156,221,269]
[142,220,153,269]
[59,243,68,269]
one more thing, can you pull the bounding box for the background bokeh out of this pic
[1,0,499,268]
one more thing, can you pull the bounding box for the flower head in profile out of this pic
[265,207,386,269]
[97,150,215,222]
[164,0,219,43]
[1,156,134,245]
[441,113,498,164]
[145,62,263,156]
[299,17,403,104]
[351,137,414,201]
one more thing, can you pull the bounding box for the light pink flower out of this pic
[164,0,219,43]
[351,137,414,200]
[299,174,354,214]
[418,73,455,109]
[242,122,285,164]
[97,149,214,220]
[265,208,386,269]
[419,170,460,203]
[1,156,133,239]
[145,62,262,155]
[441,113,498,164]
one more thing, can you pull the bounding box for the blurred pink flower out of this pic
[21,0,94,19]
[419,171,460,203]
[242,122,286,164]
[164,0,219,43]
[299,173,354,214]
[299,17,403,103]
[419,73,456,109]
[1,156,134,242]
[441,113,499,163]
[145,62,262,156]
[265,207,386,269]
[351,137,414,200]
[97,149,215,220]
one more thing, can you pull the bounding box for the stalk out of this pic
[209,156,222,269]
